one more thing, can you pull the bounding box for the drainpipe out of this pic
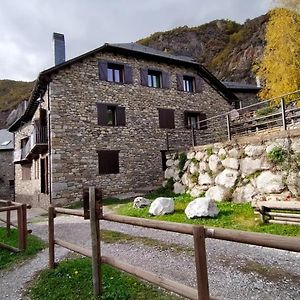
[47,84,52,204]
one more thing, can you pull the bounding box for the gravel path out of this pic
[1,214,300,300]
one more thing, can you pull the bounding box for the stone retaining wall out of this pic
[164,128,300,203]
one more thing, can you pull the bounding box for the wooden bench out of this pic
[253,200,300,226]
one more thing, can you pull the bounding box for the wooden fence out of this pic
[0,200,31,252]
[48,187,300,300]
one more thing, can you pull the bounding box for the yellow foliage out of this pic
[257,8,300,100]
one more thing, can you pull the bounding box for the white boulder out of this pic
[221,158,239,170]
[166,159,174,167]
[189,162,199,174]
[208,154,223,173]
[286,171,300,196]
[199,161,208,173]
[244,145,265,157]
[185,197,219,219]
[149,197,174,215]
[190,186,205,197]
[195,151,205,161]
[174,182,185,194]
[133,197,151,208]
[228,148,240,158]
[215,169,239,189]
[255,171,285,194]
[240,157,262,177]
[205,186,230,202]
[187,152,195,160]
[198,173,213,186]
[291,140,300,153]
[218,148,227,158]
[232,184,257,203]
[164,168,175,179]
[181,173,189,186]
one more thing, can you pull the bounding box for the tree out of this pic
[256,7,300,100]
[273,0,300,11]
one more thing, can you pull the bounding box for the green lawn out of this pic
[104,189,300,237]
[0,227,45,270]
[28,258,181,300]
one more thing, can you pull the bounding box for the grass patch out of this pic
[28,257,181,300]
[106,193,300,237]
[0,228,45,270]
[101,229,193,254]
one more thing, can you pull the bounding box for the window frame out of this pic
[147,70,162,88]
[97,103,126,127]
[184,111,207,130]
[183,75,195,92]
[98,150,120,175]
[107,63,124,83]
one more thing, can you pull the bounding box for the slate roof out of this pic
[9,42,238,132]
[222,81,261,92]
[0,129,14,150]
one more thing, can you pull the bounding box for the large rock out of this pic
[133,197,151,208]
[221,158,239,170]
[190,185,205,197]
[195,151,205,161]
[166,159,174,167]
[266,139,289,153]
[255,171,285,194]
[208,154,223,173]
[244,145,265,157]
[232,184,257,203]
[228,148,240,158]
[215,169,239,189]
[174,182,185,194]
[240,157,262,177]
[205,186,230,202]
[199,161,208,173]
[181,173,189,186]
[291,140,300,153]
[187,151,195,160]
[286,171,300,196]
[149,197,174,215]
[218,148,227,158]
[185,197,219,219]
[164,168,175,179]
[189,162,199,174]
[198,173,213,186]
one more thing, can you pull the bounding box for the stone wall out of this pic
[0,150,14,199]
[48,52,232,205]
[165,128,300,203]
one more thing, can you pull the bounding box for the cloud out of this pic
[0,0,270,81]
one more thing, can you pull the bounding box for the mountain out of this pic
[0,80,34,128]
[138,15,268,84]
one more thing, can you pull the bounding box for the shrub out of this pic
[178,153,187,171]
[267,146,286,164]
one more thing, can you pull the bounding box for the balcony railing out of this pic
[14,126,48,163]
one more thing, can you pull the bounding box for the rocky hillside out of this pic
[138,15,268,84]
[0,80,33,128]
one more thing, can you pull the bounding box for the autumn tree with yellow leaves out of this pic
[256,1,300,100]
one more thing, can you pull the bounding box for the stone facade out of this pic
[164,128,300,203]
[12,45,233,207]
[0,150,14,199]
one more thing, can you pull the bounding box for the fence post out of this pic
[49,206,55,269]
[6,201,11,237]
[226,114,231,140]
[193,226,209,300]
[17,205,26,251]
[281,97,287,130]
[22,204,27,250]
[191,127,196,147]
[166,132,169,151]
[89,186,101,297]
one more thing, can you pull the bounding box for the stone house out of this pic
[9,35,237,207]
[0,129,14,199]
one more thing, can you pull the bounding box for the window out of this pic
[183,76,194,92]
[148,70,161,88]
[140,69,170,88]
[97,103,126,126]
[98,150,120,174]
[184,111,207,130]
[22,163,32,180]
[98,60,132,84]
[177,74,204,93]
[107,63,124,83]
[158,108,175,129]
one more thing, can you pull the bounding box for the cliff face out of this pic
[138,15,268,84]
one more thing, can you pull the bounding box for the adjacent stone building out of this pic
[9,38,237,207]
[0,129,14,199]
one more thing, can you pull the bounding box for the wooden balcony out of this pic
[14,126,48,163]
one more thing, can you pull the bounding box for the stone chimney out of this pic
[53,32,65,66]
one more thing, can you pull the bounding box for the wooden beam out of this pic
[54,207,84,217]
[55,238,92,258]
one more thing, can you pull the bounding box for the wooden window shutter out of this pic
[124,65,133,84]
[195,76,204,93]
[116,106,126,126]
[140,68,148,86]
[159,108,175,129]
[98,61,108,81]
[98,150,119,174]
[162,72,170,89]
[97,103,108,125]
[176,74,184,91]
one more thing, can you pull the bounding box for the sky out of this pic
[0,0,272,81]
